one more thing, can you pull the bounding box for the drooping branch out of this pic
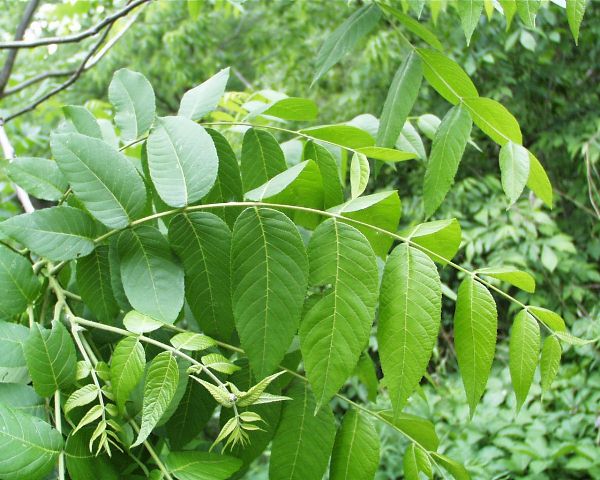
[0,0,150,50]
[0,0,41,95]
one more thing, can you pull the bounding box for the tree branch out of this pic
[0,0,40,95]
[0,0,149,50]
[0,121,35,212]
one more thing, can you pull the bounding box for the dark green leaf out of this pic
[76,246,119,322]
[240,128,287,192]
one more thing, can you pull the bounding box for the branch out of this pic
[0,0,41,94]
[0,0,149,50]
[0,121,34,212]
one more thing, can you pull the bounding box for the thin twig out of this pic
[0,0,149,49]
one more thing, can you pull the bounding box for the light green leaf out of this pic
[417,48,479,105]
[350,152,369,198]
[0,245,40,318]
[178,67,230,121]
[405,218,462,265]
[313,4,382,84]
[118,226,184,323]
[170,332,216,352]
[454,277,497,416]
[330,409,380,480]
[303,141,344,208]
[540,335,561,393]
[516,0,540,28]
[63,105,102,139]
[378,4,443,50]
[379,411,440,451]
[147,116,218,207]
[240,128,287,192]
[403,443,432,480]
[76,246,119,322]
[262,97,318,121]
[72,404,103,434]
[122,310,164,334]
[64,384,99,414]
[509,310,540,412]
[201,353,240,375]
[231,208,308,378]
[300,124,375,149]
[396,121,427,160]
[554,331,594,346]
[329,190,401,257]
[417,114,441,140]
[165,451,242,480]
[24,321,77,397]
[499,0,517,29]
[431,453,471,480]
[477,266,536,293]
[169,212,234,340]
[378,244,441,417]
[423,105,472,216]
[300,220,378,406]
[527,151,553,208]
[111,336,145,413]
[0,321,30,368]
[356,146,416,162]
[566,0,586,44]
[376,51,423,148]
[6,157,68,201]
[462,97,522,146]
[528,306,566,332]
[270,381,336,480]
[158,358,190,426]
[0,206,101,261]
[132,351,179,447]
[457,0,484,45]
[0,404,63,480]
[108,68,155,142]
[499,141,530,205]
[65,428,119,480]
[51,132,148,228]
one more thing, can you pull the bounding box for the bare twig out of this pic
[2,69,73,97]
[0,0,40,94]
[0,0,149,50]
[0,121,34,212]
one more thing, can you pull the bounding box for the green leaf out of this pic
[132,351,179,447]
[63,105,102,139]
[24,321,77,397]
[431,453,471,480]
[477,266,536,293]
[178,67,230,121]
[203,128,244,227]
[566,0,586,44]
[0,206,101,261]
[64,384,99,414]
[379,411,440,451]
[499,141,530,205]
[118,226,184,323]
[313,3,382,84]
[397,121,427,160]
[527,306,566,333]
[170,332,216,351]
[270,381,336,480]
[0,245,40,318]
[329,190,401,257]
[500,0,517,29]
[330,409,380,480]
[376,51,423,148]
[462,97,522,146]
[76,246,119,322]
[72,404,103,435]
[0,321,30,368]
[201,353,240,375]
[378,4,443,50]
[262,97,318,121]
[300,219,378,406]
[147,116,218,207]
[0,384,44,418]
[354,353,378,402]
[6,157,68,201]
[303,141,344,208]
[158,357,190,426]
[50,132,148,228]
[300,124,375,149]
[454,277,497,416]
[417,114,441,140]
[0,404,63,480]
[527,151,553,208]
[231,208,308,378]
[516,0,540,28]
[457,0,483,45]
[540,335,561,393]
[240,128,287,192]
[111,336,145,413]
[122,310,164,334]
[65,428,119,480]
[423,105,472,216]
[169,213,234,340]
[165,451,242,480]
[356,146,416,162]
[350,152,369,198]
[108,68,156,142]
[403,443,432,480]
[417,48,478,105]
[509,310,540,412]
[405,218,462,265]
[378,244,441,417]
